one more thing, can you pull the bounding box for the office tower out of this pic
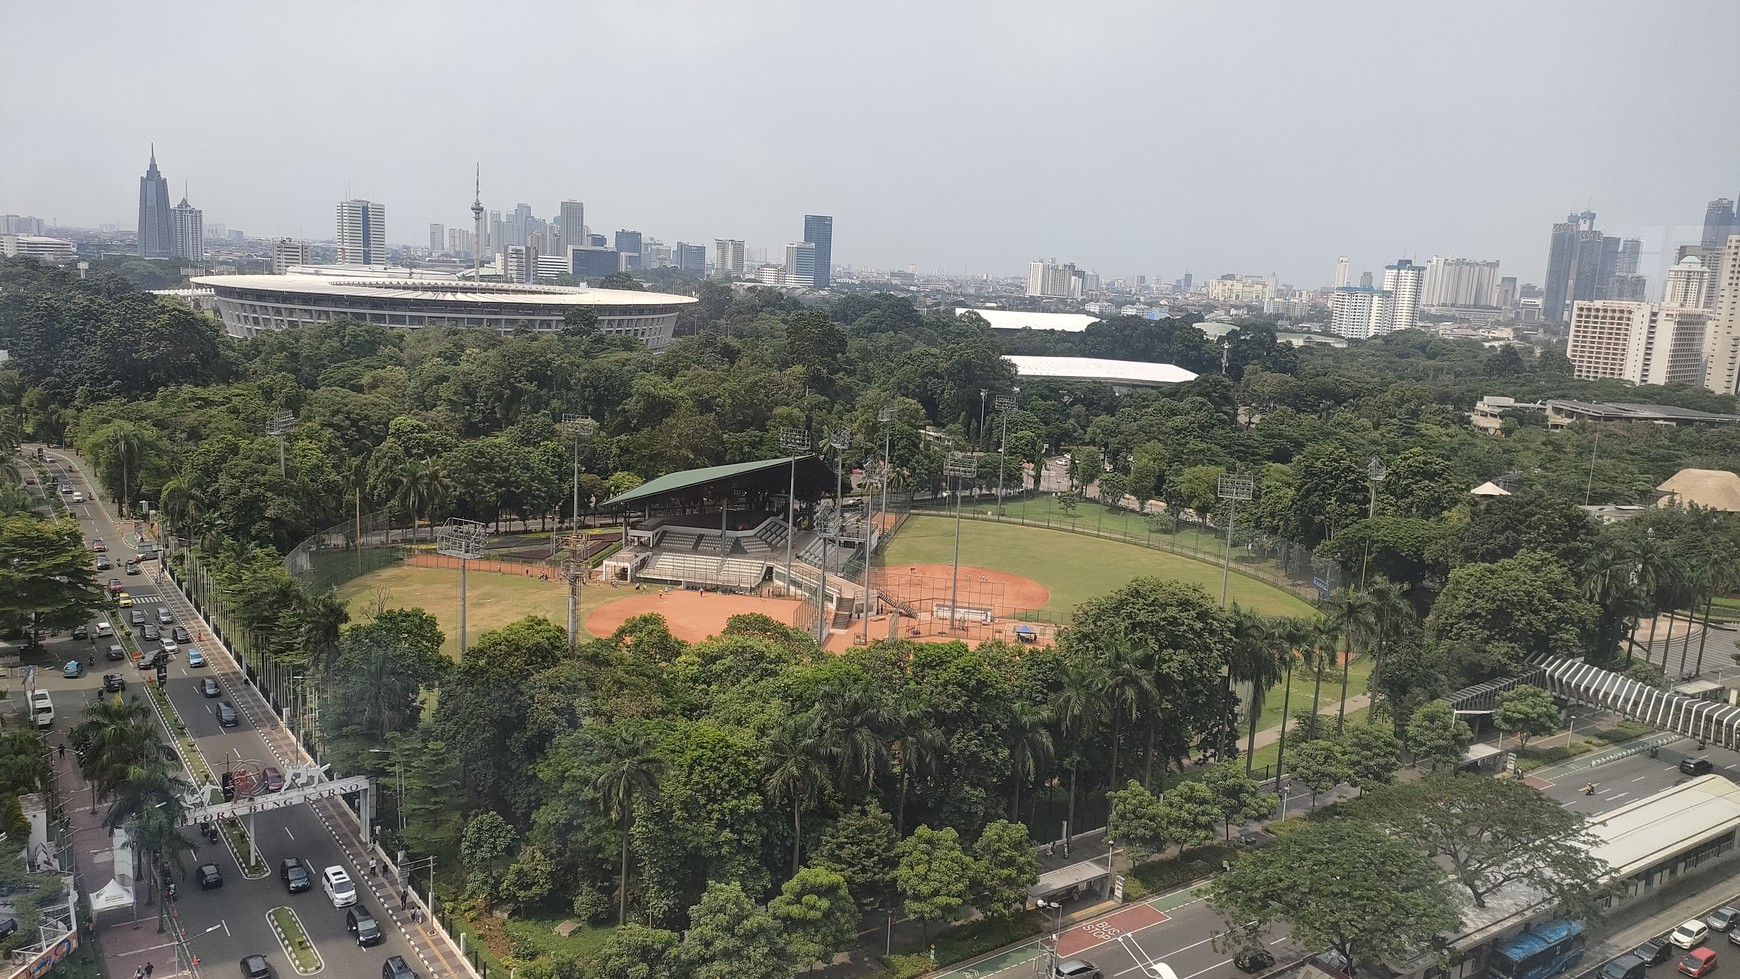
[1334,257,1351,288]
[488,211,502,253]
[675,242,706,275]
[785,241,818,287]
[1027,260,1082,298]
[169,195,203,261]
[1608,273,1648,302]
[336,199,386,264]
[569,246,622,277]
[1703,200,1738,248]
[558,202,584,245]
[614,230,642,255]
[1495,277,1519,310]
[1381,259,1424,332]
[505,203,534,248]
[428,224,444,252]
[1617,237,1642,275]
[1542,210,1600,322]
[1,215,46,236]
[1330,287,1387,339]
[1706,235,1740,395]
[0,235,76,263]
[270,238,310,274]
[803,214,833,288]
[640,239,672,268]
[713,239,746,277]
[1664,256,1711,308]
[588,234,606,248]
[1359,271,1373,289]
[1566,300,1707,387]
[136,147,173,258]
[1421,257,1500,308]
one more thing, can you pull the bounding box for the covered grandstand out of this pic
[600,457,883,631]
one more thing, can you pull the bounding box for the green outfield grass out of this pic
[334,564,616,659]
[879,514,1315,619]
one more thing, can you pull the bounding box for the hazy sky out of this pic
[5,1,1737,286]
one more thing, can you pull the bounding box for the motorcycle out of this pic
[200,820,219,844]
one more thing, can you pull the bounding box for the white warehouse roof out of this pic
[957,308,1101,332]
[1005,355,1198,388]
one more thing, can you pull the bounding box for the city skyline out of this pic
[7,2,1740,283]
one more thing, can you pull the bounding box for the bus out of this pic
[1490,920,1586,979]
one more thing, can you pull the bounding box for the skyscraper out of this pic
[559,202,585,246]
[675,242,706,275]
[713,239,746,277]
[1334,256,1350,288]
[271,238,310,274]
[785,241,818,287]
[1027,260,1082,298]
[1542,210,1601,322]
[1705,235,1740,395]
[803,215,833,288]
[1381,258,1424,332]
[336,199,386,265]
[1664,256,1711,308]
[429,224,444,252]
[1421,257,1500,308]
[1703,199,1738,248]
[136,147,173,258]
[169,194,203,261]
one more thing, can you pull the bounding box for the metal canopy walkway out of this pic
[1533,656,1740,749]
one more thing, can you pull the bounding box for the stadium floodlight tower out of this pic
[436,518,491,656]
[994,391,1017,516]
[556,533,589,650]
[943,451,978,631]
[778,427,813,597]
[562,415,599,531]
[1216,472,1254,606]
[265,411,297,478]
[877,404,897,534]
[860,461,889,646]
[817,427,851,642]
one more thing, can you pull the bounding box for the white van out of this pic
[96,621,113,639]
[322,866,357,908]
[29,691,53,728]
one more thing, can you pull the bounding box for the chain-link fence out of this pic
[283,509,409,593]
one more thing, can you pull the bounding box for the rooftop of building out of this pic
[957,308,1100,332]
[1656,468,1740,512]
[1004,355,1198,387]
[1546,399,1740,425]
[190,273,695,308]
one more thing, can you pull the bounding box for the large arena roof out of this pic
[957,308,1101,332]
[192,274,694,309]
[1005,355,1198,388]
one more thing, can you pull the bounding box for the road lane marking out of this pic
[1610,792,1630,801]
[1633,776,1648,781]
[285,827,295,840]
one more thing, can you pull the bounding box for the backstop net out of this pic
[283,509,408,594]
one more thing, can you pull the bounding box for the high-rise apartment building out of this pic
[1381,259,1424,332]
[803,214,833,288]
[784,241,818,287]
[1334,257,1350,288]
[336,199,386,264]
[1664,256,1711,308]
[713,239,746,277]
[558,202,585,247]
[1421,257,1500,308]
[675,242,706,275]
[429,224,444,252]
[1495,277,1519,310]
[1705,234,1740,395]
[1566,300,1708,387]
[169,195,203,261]
[447,228,475,256]
[270,238,310,274]
[1703,199,1738,248]
[1329,287,1387,339]
[1542,210,1604,322]
[136,148,173,258]
[1,215,46,236]
[1027,260,1082,298]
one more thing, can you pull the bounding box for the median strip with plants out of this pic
[267,906,324,974]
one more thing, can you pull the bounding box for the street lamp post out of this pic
[978,388,988,448]
[817,428,851,643]
[778,428,812,598]
[435,519,490,656]
[994,392,1017,517]
[943,452,977,632]
[265,412,297,479]
[368,747,408,832]
[1038,899,1065,975]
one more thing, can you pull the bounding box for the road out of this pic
[28,447,466,979]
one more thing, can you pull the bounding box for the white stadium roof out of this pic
[1005,355,1198,388]
[957,308,1100,332]
[191,274,693,309]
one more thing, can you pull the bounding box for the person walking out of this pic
[145,963,154,978]
[369,856,378,877]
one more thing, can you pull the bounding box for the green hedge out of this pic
[1121,844,1237,900]
[878,912,1043,978]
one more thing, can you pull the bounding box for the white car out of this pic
[159,640,179,655]
[322,866,357,908]
[1672,920,1710,949]
[71,492,84,503]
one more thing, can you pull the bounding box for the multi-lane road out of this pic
[25,447,465,979]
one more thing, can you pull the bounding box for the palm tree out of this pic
[1052,659,1107,842]
[1271,617,1311,784]
[104,766,193,932]
[1004,702,1054,821]
[889,704,943,836]
[763,716,834,875]
[814,681,889,804]
[1583,536,1648,665]
[391,457,444,543]
[1301,617,1339,727]
[1097,639,1158,789]
[0,733,51,795]
[590,728,665,926]
[1361,578,1415,723]
[1321,587,1378,734]
[74,697,159,805]
[103,422,146,519]
[1227,609,1287,771]
[1632,534,1668,662]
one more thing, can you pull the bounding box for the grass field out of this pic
[334,563,619,659]
[879,515,1314,619]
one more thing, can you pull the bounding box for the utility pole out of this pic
[944,451,977,631]
[779,428,812,598]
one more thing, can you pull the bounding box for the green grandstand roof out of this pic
[603,455,836,510]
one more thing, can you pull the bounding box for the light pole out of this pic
[818,427,851,642]
[265,411,296,479]
[878,405,896,537]
[994,392,1017,517]
[562,415,598,531]
[435,518,490,656]
[556,536,587,650]
[1038,899,1065,975]
[1217,473,1254,607]
[779,427,812,598]
[861,462,887,646]
[943,452,977,632]
[1364,456,1388,588]
[978,388,988,448]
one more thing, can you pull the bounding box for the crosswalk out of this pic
[122,594,163,605]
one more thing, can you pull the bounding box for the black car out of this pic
[280,858,311,894]
[201,677,221,698]
[348,905,383,946]
[217,702,238,728]
[241,953,271,979]
[141,624,160,641]
[1636,939,1674,965]
[1235,949,1278,974]
[383,956,417,979]
[196,863,222,889]
[1680,757,1714,776]
[71,625,88,640]
[105,644,125,661]
[95,556,111,570]
[172,626,192,644]
[102,674,126,693]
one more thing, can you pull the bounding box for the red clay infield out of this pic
[585,590,804,643]
[876,563,1051,614]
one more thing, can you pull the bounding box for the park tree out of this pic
[1424,551,1596,686]
[1378,448,1466,521]
[324,608,451,769]
[1347,775,1609,913]
[1341,725,1403,793]
[1447,492,1599,569]
[769,866,859,972]
[1405,701,1472,772]
[434,615,569,819]
[1107,780,1170,862]
[811,803,901,911]
[1159,779,1223,856]
[1201,762,1272,839]
[677,882,797,979]
[459,811,519,904]
[972,820,1041,920]
[1289,739,1348,808]
[1208,820,1462,976]
[0,515,105,641]
[1492,686,1560,750]
[590,924,680,979]
[896,825,974,941]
